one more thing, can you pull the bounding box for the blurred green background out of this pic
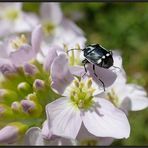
[23,2,148,146]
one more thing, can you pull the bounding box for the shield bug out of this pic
[67,44,116,91]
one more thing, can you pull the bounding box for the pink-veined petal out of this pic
[82,98,130,139]
[46,97,82,139]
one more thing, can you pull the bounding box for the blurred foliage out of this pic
[23,2,148,146]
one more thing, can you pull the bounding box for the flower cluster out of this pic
[0,3,147,146]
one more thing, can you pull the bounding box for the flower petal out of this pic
[76,123,114,146]
[9,45,35,66]
[25,127,44,145]
[69,65,85,76]
[40,3,63,25]
[46,97,82,139]
[0,41,8,58]
[41,120,52,140]
[31,24,42,53]
[50,53,74,94]
[87,64,117,88]
[82,98,130,139]
[43,45,64,72]
[122,84,148,111]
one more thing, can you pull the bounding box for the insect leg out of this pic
[93,64,105,91]
[82,59,88,78]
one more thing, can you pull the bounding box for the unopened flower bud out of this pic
[11,101,22,113]
[33,79,45,91]
[23,63,38,76]
[17,82,31,95]
[0,61,16,76]
[21,100,42,117]
[0,122,28,144]
[21,100,35,113]
[26,93,38,102]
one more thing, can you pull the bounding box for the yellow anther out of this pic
[86,78,93,88]
[74,79,79,87]
[11,34,28,49]
[20,34,27,43]
[78,100,84,108]
[79,82,84,89]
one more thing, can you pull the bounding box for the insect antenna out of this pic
[66,48,82,54]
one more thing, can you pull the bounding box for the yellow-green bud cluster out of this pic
[0,61,60,143]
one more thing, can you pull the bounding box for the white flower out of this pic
[45,77,130,142]
[36,3,86,63]
[24,121,74,146]
[44,52,130,145]
[0,3,39,38]
[100,51,148,112]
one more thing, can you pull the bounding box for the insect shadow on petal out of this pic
[67,44,121,91]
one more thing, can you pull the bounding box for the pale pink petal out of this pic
[50,53,74,94]
[31,24,43,53]
[9,45,35,66]
[43,45,64,72]
[22,13,39,29]
[87,64,117,88]
[55,19,86,49]
[69,65,85,76]
[0,42,8,58]
[76,123,114,146]
[40,3,63,25]
[46,97,82,139]
[82,98,130,139]
[61,18,84,37]
[123,84,148,111]
[41,120,52,140]
[112,50,123,69]
[25,127,44,145]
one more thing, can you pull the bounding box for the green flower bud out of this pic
[17,82,32,96]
